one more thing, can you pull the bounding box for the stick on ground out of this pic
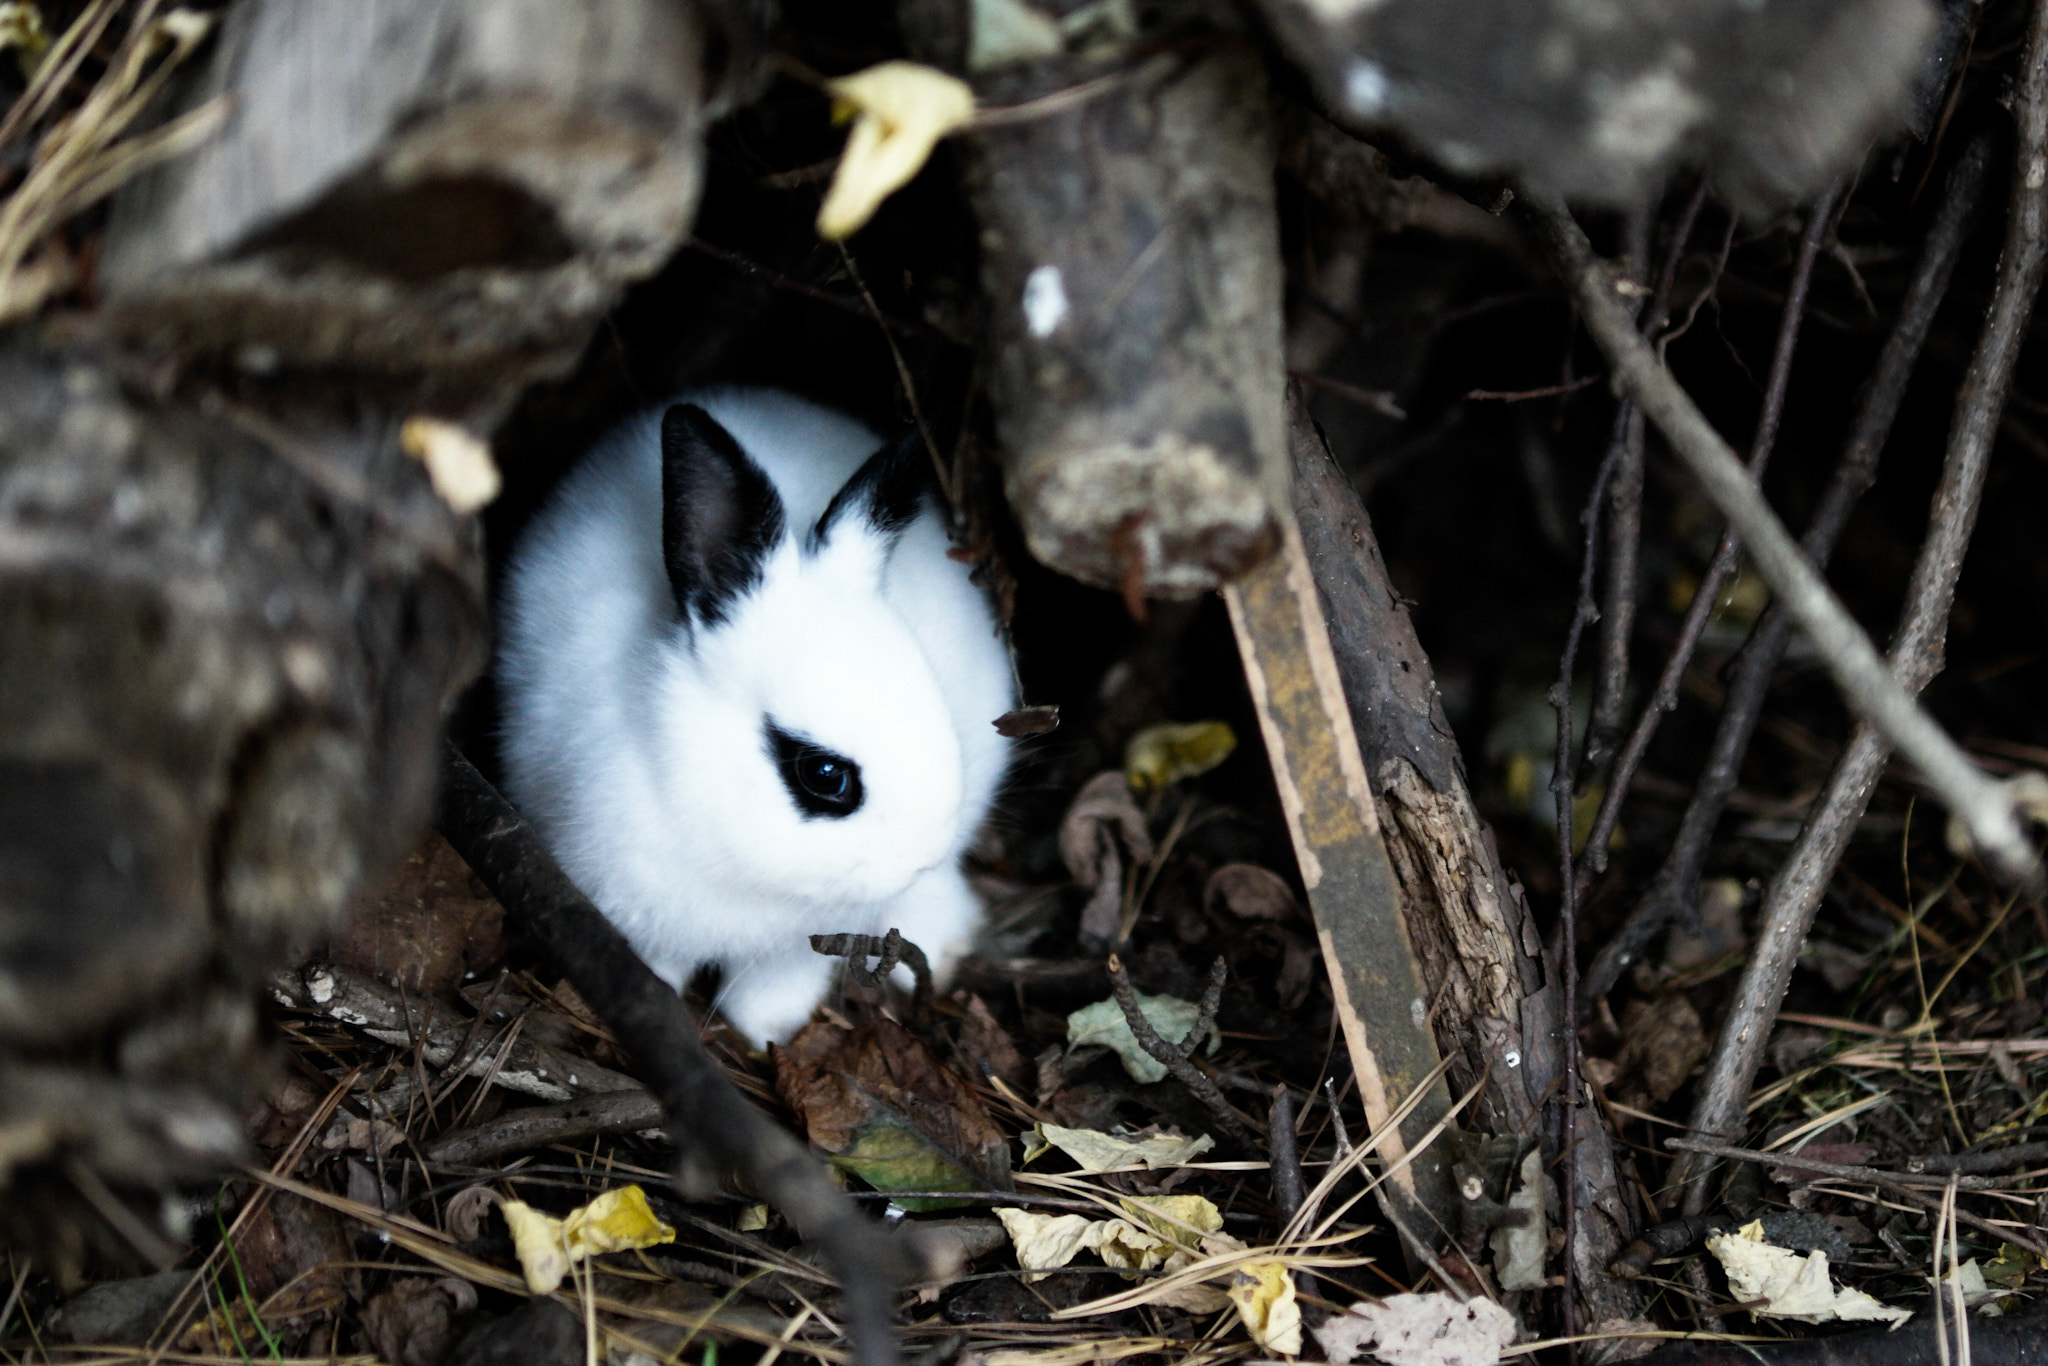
[434,744,907,1366]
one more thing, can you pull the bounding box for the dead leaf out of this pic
[501,1186,676,1295]
[1229,1261,1303,1355]
[400,416,500,515]
[774,1014,1009,1210]
[955,992,1032,1093]
[1204,863,1299,921]
[1125,720,1237,794]
[816,61,975,239]
[1066,990,1217,1084]
[1618,993,1705,1104]
[327,831,504,999]
[361,1278,475,1366]
[1705,1220,1910,1324]
[1029,1122,1214,1172]
[993,705,1060,738]
[1490,1147,1546,1292]
[1313,1293,1520,1366]
[444,1186,498,1243]
[1060,771,1153,945]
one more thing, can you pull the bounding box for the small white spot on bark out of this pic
[1411,997,1427,1028]
[1344,60,1389,116]
[308,969,335,1004]
[2028,157,2046,190]
[1505,1050,1523,1069]
[1022,265,1068,337]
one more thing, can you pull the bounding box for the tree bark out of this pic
[96,0,719,404]
[900,2,1289,597]
[0,335,486,1277]
[1285,391,1644,1326]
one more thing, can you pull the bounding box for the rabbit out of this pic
[496,388,1014,1045]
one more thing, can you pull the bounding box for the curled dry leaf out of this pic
[400,417,500,515]
[1124,720,1237,794]
[994,1193,1238,1313]
[1705,1220,1910,1324]
[774,1013,1008,1209]
[1204,862,1300,921]
[817,60,975,239]
[1228,1260,1303,1356]
[1617,992,1706,1105]
[1066,989,1218,1084]
[443,1185,498,1243]
[1027,1121,1214,1172]
[500,1185,675,1295]
[361,1277,476,1366]
[1312,1292,1519,1366]
[1060,770,1153,945]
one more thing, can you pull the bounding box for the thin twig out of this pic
[1549,397,1633,1345]
[810,929,935,1022]
[1673,4,2048,1208]
[1663,1138,2048,1258]
[1576,179,1841,898]
[1103,954,1260,1145]
[435,745,908,1366]
[835,242,952,504]
[1269,1085,1306,1224]
[1585,203,1655,776]
[1526,189,2041,887]
[1581,136,1992,1005]
[1584,179,1710,774]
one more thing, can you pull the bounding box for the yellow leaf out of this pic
[501,1186,675,1295]
[501,1200,571,1295]
[564,1184,675,1258]
[1031,1123,1215,1172]
[1229,1260,1303,1355]
[1117,1193,1222,1251]
[995,1208,1104,1281]
[401,416,500,515]
[1124,721,1236,794]
[817,61,975,240]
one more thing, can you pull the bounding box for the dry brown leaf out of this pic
[775,1014,1008,1208]
[1204,863,1300,921]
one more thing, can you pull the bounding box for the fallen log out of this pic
[1281,391,1644,1326]
[0,336,486,1278]
[95,0,728,400]
[899,2,1289,597]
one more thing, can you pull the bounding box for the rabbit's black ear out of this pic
[811,428,929,550]
[661,404,785,628]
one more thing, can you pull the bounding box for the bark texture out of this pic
[0,337,485,1276]
[1286,394,1642,1325]
[902,1,1289,596]
[97,0,715,398]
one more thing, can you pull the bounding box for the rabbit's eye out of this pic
[766,722,864,818]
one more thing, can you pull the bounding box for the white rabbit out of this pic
[497,389,1014,1044]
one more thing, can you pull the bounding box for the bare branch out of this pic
[1581,134,1992,1005]
[1526,189,2041,888]
[1673,0,2048,1208]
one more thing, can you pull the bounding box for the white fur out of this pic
[497,389,1014,1043]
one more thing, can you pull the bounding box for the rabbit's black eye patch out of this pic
[766,722,863,818]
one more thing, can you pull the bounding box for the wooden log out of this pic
[95,0,723,398]
[1222,483,1459,1251]
[0,337,486,1276]
[1283,392,1644,1324]
[1252,0,1936,210]
[899,3,1288,596]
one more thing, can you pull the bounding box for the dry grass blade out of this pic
[0,2,225,322]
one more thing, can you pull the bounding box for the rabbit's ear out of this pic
[662,404,786,627]
[811,429,928,551]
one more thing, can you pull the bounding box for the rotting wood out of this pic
[0,338,487,1277]
[1221,491,1458,1248]
[1281,392,1644,1326]
[898,3,1289,597]
[94,0,733,402]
